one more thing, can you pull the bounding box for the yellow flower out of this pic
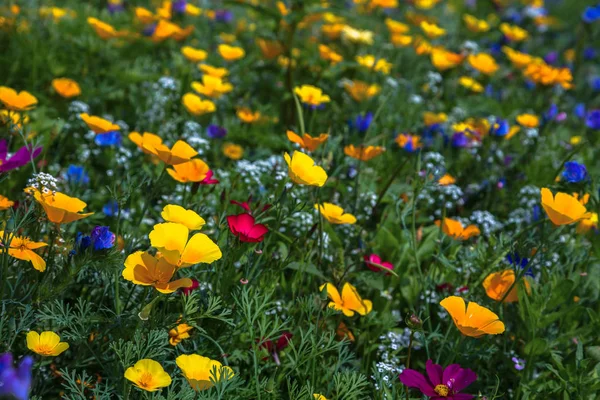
[524,62,573,89]
[0,195,14,210]
[169,323,193,346]
[236,107,261,124]
[123,251,193,292]
[277,1,289,16]
[435,218,480,240]
[0,87,37,111]
[505,126,521,140]
[52,78,81,98]
[414,0,441,9]
[294,85,330,107]
[391,34,413,47]
[420,21,445,38]
[27,331,69,356]
[0,110,29,128]
[28,188,93,225]
[500,23,528,42]
[502,46,535,69]
[319,282,372,317]
[483,270,530,303]
[149,223,222,267]
[176,354,234,391]
[87,17,117,39]
[319,44,343,65]
[286,130,328,152]
[341,25,374,45]
[463,14,490,33]
[161,205,205,230]
[199,64,229,78]
[438,174,456,185]
[218,44,245,61]
[79,113,120,134]
[182,93,216,116]
[343,144,385,161]
[540,188,591,226]
[129,132,163,155]
[185,4,202,16]
[142,138,198,165]
[468,53,499,75]
[516,113,539,128]
[315,203,357,225]
[577,213,598,234]
[440,296,505,338]
[191,76,233,99]
[284,151,328,187]
[135,7,156,24]
[256,38,284,60]
[413,36,433,55]
[423,112,447,126]
[167,159,210,183]
[0,231,47,272]
[124,359,172,392]
[314,395,328,400]
[223,143,244,160]
[459,76,484,93]
[356,55,392,74]
[370,0,398,7]
[344,81,380,102]
[181,46,207,62]
[385,18,410,34]
[430,49,463,71]
[322,24,345,40]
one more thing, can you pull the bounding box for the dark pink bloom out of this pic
[231,197,271,215]
[400,360,477,400]
[364,254,394,274]
[180,279,199,295]
[227,213,268,243]
[257,332,293,365]
[200,170,219,185]
[0,139,42,173]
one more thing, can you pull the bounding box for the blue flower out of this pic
[451,132,469,148]
[574,103,586,119]
[214,9,234,23]
[561,161,588,183]
[172,0,187,14]
[586,109,600,130]
[67,165,89,185]
[207,124,227,139]
[590,76,600,92]
[91,226,116,251]
[349,112,373,133]
[490,119,509,136]
[142,24,157,37]
[0,353,33,400]
[76,232,92,252]
[103,200,119,217]
[544,104,558,122]
[507,252,533,277]
[582,4,600,23]
[95,130,121,147]
[584,47,597,60]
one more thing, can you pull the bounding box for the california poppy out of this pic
[435,218,480,240]
[343,145,385,162]
[0,231,47,272]
[294,85,330,107]
[440,296,505,338]
[286,130,328,152]
[124,359,171,392]
[540,188,591,226]
[483,270,530,303]
[319,282,372,317]
[315,203,357,225]
[122,251,192,293]
[176,354,234,391]
[28,188,93,225]
[284,151,328,187]
[26,331,69,356]
[0,87,38,111]
[149,223,221,267]
[79,113,120,134]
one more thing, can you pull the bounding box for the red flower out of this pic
[227,213,269,242]
[180,279,199,295]
[257,332,293,365]
[199,170,219,185]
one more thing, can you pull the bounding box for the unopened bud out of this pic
[407,314,423,330]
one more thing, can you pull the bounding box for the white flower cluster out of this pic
[26,172,59,193]
[470,210,503,236]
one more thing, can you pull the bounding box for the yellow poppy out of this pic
[294,85,331,107]
[385,18,410,34]
[440,296,505,338]
[314,395,328,400]
[500,23,528,42]
[516,113,539,128]
[124,359,172,392]
[318,44,343,65]
[123,251,192,293]
[87,17,118,39]
[438,174,456,185]
[79,113,120,134]
[27,188,93,225]
[182,93,216,116]
[343,144,385,161]
[463,14,490,33]
[435,218,480,240]
[286,131,328,152]
[391,34,413,47]
[198,64,229,78]
[458,76,484,93]
[315,203,357,225]
[181,46,207,63]
[420,21,446,38]
[483,270,530,303]
[502,46,535,69]
[161,205,205,231]
[169,323,193,346]
[142,138,198,165]
[0,87,37,111]
[52,78,81,98]
[236,108,261,124]
[149,223,222,267]
[26,331,69,356]
[0,231,47,272]
[167,159,210,183]
[341,25,374,45]
[0,195,14,210]
[223,143,244,160]
[356,55,393,74]
[430,49,463,71]
[284,151,328,187]
[218,44,245,61]
[176,354,234,391]
[540,188,591,226]
[468,53,499,75]
[129,132,163,155]
[319,282,372,317]
[135,7,155,24]
[191,76,233,99]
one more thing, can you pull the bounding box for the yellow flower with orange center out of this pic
[435,218,480,240]
[223,143,244,160]
[218,44,245,61]
[344,81,380,102]
[468,53,499,75]
[294,85,331,107]
[124,359,172,392]
[286,131,328,152]
[344,144,385,161]
[315,203,357,225]
[0,231,48,272]
[182,93,216,116]
[0,87,37,111]
[26,331,69,356]
[52,78,81,98]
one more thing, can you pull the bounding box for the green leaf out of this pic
[285,262,325,280]
[525,338,548,356]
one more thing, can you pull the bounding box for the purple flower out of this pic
[172,0,187,14]
[451,132,470,148]
[586,110,600,130]
[142,24,157,37]
[0,353,33,400]
[399,359,477,400]
[107,0,125,14]
[544,51,558,65]
[214,9,234,23]
[561,161,588,183]
[91,226,116,251]
[512,357,526,371]
[207,124,227,139]
[0,139,42,173]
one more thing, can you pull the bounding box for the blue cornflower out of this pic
[91,226,116,251]
[561,161,588,183]
[349,112,373,133]
[584,47,597,60]
[95,130,121,146]
[544,104,558,122]
[207,124,227,139]
[0,353,33,400]
[586,110,600,130]
[574,103,586,119]
[507,252,533,277]
[66,165,89,185]
[103,200,119,217]
[582,4,600,23]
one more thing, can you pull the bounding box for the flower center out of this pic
[138,372,155,388]
[434,384,450,397]
[37,344,54,355]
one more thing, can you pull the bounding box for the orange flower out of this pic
[440,296,505,338]
[463,14,489,33]
[286,131,328,152]
[0,231,48,272]
[0,87,37,111]
[319,44,343,65]
[145,140,198,165]
[181,46,207,63]
[167,159,210,183]
[500,23,528,42]
[435,218,480,240]
[129,132,163,155]
[0,195,14,210]
[223,143,244,160]
[385,18,410,34]
[198,64,229,78]
[540,188,591,226]
[169,323,193,346]
[502,47,536,69]
[523,62,572,89]
[516,114,539,128]
[256,38,283,59]
[467,53,499,75]
[237,107,261,123]
[80,113,120,134]
[294,85,330,107]
[438,174,456,185]
[315,203,356,225]
[343,145,385,161]
[420,21,445,38]
[87,17,118,39]
[123,251,192,293]
[319,282,372,317]
[27,188,93,225]
[344,81,380,102]
[52,78,81,98]
[182,93,216,116]
[191,76,233,99]
[431,49,463,71]
[218,44,245,61]
[483,270,530,303]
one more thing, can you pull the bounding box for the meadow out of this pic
[1,0,600,399]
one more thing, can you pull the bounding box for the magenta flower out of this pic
[399,360,477,400]
[364,253,394,274]
[0,139,42,173]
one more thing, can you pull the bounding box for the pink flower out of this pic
[227,213,269,242]
[364,254,394,274]
[199,170,219,185]
[400,359,477,400]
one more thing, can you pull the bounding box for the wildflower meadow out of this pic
[1,0,600,399]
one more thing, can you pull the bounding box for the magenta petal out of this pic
[426,360,444,386]
[449,368,477,393]
[0,139,7,161]
[442,364,462,385]
[399,369,436,397]
[0,145,42,172]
